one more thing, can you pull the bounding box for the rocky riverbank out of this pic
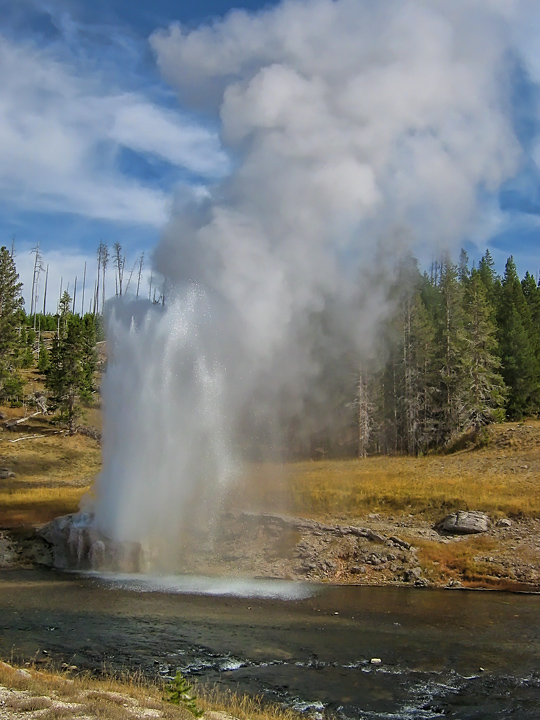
[2,510,540,591]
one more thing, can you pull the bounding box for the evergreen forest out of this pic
[0,244,539,454]
[353,250,540,457]
[0,247,97,434]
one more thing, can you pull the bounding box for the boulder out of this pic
[0,468,15,479]
[405,566,422,581]
[0,534,16,567]
[438,511,490,534]
[389,535,411,550]
[38,512,146,571]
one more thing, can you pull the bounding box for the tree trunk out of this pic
[68,392,76,436]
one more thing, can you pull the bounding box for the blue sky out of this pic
[0,0,271,308]
[1,0,540,310]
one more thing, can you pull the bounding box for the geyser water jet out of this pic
[86,0,527,571]
[92,288,238,569]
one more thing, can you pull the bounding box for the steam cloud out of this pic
[93,0,526,561]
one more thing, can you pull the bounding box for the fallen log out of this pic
[4,411,43,428]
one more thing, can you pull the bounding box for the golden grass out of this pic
[234,434,540,521]
[0,485,90,526]
[2,394,540,532]
[0,430,100,527]
[414,535,497,581]
[199,686,303,720]
[413,535,538,590]
[0,661,193,720]
[0,661,299,720]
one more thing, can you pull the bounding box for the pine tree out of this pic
[437,255,467,443]
[521,271,540,359]
[0,247,24,403]
[0,247,23,356]
[165,672,203,717]
[462,272,507,428]
[46,306,97,435]
[406,290,438,453]
[58,290,71,332]
[478,249,497,294]
[497,257,540,418]
[458,248,470,285]
[37,343,50,374]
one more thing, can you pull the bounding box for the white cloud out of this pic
[109,98,229,177]
[151,0,523,323]
[0,33,227,228]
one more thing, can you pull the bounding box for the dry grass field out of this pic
[235,421,540,522]
[0,366,101,527]
[0,417,100,528]
[2,401,540,530]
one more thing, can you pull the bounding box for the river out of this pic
[0,569,539,719]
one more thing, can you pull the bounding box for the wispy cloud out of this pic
[0,31,228,228]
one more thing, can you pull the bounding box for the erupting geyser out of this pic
[55,0,529,572]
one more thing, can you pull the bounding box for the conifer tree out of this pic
[478,249,497,293]
[437,255,467,443]
[354,251,540,456]
[37,342,50,374]
[521,271,540,359]
[46,298,97,435]
[498,257,540,418]
[0,247,24,403]
[458,248,470,285]
[406,290,438,453]
[477,249,501,320]
[462,272,507,428]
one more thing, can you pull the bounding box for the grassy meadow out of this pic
[0,419,100,528]
[235,422,540,521]
[2,400,540,528]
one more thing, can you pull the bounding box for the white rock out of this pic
[439,511,490,534]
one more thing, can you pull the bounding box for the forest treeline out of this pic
[0,246,97,433]
[317,249,540,458]
[1,243,539,452]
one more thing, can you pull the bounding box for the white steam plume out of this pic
[93,0,525,560]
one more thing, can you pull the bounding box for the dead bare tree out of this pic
[124,260,137,295]
[42,264,49,315]
[113,242,125,296]
[92,278,98,316]
[30,244,44,329]
[81,262,86,315]
[357,368,372,458]
[95,246,101,315]
[57,277,63,334]
[101,243,109,311]
[136,253,144,298]
[72,276,77,313]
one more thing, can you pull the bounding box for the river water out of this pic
[0,569,539,719]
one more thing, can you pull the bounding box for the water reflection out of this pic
[1,570,540,719]
[84,571,316,600]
